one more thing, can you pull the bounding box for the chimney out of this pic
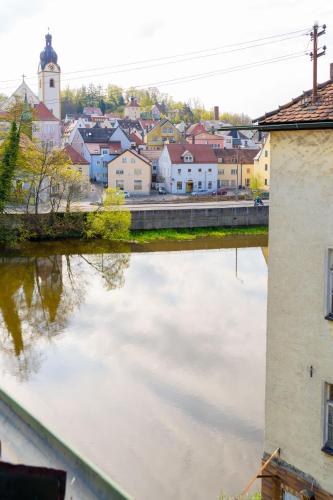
[330,63,333,80]
[214,106,219,121]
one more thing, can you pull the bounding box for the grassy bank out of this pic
[128,226,268,243]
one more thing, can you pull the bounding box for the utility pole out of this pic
[310,22,326,104]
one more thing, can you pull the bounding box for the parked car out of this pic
[191,189,209,197]
[158,187,167,195]
[216,188,228,195]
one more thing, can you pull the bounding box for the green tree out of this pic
[0,121,20,212]
[85,188,131,240]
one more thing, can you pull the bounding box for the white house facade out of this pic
[158,144,217,194]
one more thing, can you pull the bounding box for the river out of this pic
[0,235,268,499]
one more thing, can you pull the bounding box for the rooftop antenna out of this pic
[310,22,327,104]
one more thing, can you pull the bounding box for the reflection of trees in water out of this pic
[0,252,130,380]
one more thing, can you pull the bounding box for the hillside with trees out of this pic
[60,84,251,125]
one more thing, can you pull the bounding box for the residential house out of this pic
[124,97,141,120]
[141,149,163,186]
[71,124,131,182]
[253,135,270,190]
[63,144,90,183]
[214,148,258,189]
[223,129,258,149]
[256,65,333,498]
[145,118,184,150]
[108,149,151,195]
[117,119,144,137]
[189,132,224,149]
[151,103,167,121]
[82,106,102,117]
[158,144,217,194]
[186,122,206,140]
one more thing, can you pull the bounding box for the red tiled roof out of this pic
[129,132,144,145]
[257,79,333,124]
[64,144,89,164]
[108,148,151,166]
[33,102,59,121]
[166,144,217,164]
[214,148,259,164]
[186,123,206,136]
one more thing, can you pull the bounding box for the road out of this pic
[125,200,268,211]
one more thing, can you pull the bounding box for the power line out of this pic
[22,50,307,107]
[0,27,310,87]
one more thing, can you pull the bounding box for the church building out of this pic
[0,32,62,148]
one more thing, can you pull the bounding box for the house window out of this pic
[198,168,202,172]
[116,169,124,175]
[188,168,191,173]
[198,181,202,189]
[134,180,142,190]
[97,161,101,165]
[131,158,135,164]
[245,178,250,187]
[177,181,182,191]
[218,157,224,163]
[212,144,220,149]
[230,180,236,187]
[208,168,212,173]
[265,164,268,171]
[218,169,224,175]
[246,168,251,174]
[134,168,142,175]
[231,169,237,175]
[184,155,193,163]
[207,181,212,189]
[326,250,333,320]
[324,383,333,451]
[177,168,181,174]
[221,180,229,187]
[102,148,109,155]
[264,150,268,157]
[122,157,128,163]
[265,179,268,186]
[116,180,124,190]
[232,157,237,163]
[50,78,55,88]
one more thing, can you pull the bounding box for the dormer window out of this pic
[182,151,193,163]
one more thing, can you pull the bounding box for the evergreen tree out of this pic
[0,121,20,212]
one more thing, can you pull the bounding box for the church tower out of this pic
[38,32,61,120]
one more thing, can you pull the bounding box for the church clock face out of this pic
[49,64,54,70]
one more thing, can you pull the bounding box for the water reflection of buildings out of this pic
[0,253,130,380]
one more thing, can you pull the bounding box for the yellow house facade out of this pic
[214,149,258,189]
[145,119,184,150]
[108,149,151,195]
[253,135,270,190]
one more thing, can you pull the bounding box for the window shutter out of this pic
[327,402,333,448]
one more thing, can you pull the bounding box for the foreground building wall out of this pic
[264,129,333,496]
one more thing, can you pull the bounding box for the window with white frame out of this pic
[131,158,135,164]
[265,164,268,171]
[264,150,268,157]
[187,168,191,173]
[102,148,109,155]
[122,157,128,163]
[184,154,193,163]
[231,169,237,175]
[116,169,124,175]
[324,383,333,451]
[265,179,268,186]
[177,168,181,174]
[134,168,142,175]
[207,181,212,189]
[116,180,124,190]
[198,168,202,172]
[198,181,202,189]
[218,157,224,163]
[134,180,142,190]
[208,168,212,173]
[218,169,224,175]
[177,181,182,191]
[326,250,333,319]
[231,180,236,187]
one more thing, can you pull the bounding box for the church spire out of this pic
[39,31,58,70]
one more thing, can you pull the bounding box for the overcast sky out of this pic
[0,0,332,117]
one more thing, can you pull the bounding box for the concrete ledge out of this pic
[0,386,132,500]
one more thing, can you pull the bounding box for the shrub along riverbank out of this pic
[0,211,268,247]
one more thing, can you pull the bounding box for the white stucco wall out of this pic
[265,129,333,492]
